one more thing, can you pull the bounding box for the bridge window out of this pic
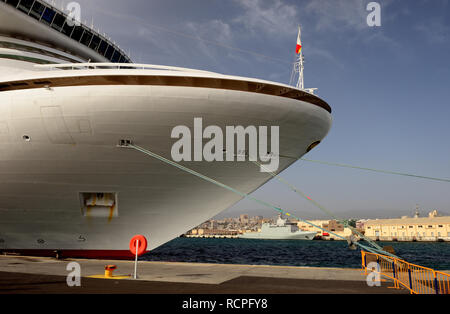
[30,1,45,19]
[104,46,114,60]
[89,35,101,51]
[62,22,74,36]
[97,40,108,55]
[70,25,84,41]
[18,0,33,13]
[80,29,93,47]
[111,50,120,62]
[6,0,20,8]
[51,13,66,32]
[41,7,55,24]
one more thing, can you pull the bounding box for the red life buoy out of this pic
[129,235,148,256]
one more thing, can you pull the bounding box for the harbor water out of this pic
[142,237,450,270]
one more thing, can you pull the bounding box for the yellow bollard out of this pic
[104,265,117,278]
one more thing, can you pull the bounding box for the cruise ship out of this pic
[0,0,332,259]
[239,215,317,240]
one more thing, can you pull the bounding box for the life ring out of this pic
[129,235,148,256]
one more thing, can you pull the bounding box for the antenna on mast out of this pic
[290,25,318,94]
[296,26,304,90]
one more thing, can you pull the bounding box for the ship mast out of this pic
[290,25,317,94]
[296,26,304,90]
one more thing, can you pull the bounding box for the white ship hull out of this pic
[0,0,332,259]
[0,81,331,258]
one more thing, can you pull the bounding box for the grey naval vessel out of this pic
[239,215,317,240]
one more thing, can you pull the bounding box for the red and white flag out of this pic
[296,27,302,54]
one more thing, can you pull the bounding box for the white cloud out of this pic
[304,0,368,32]
[186,20,234,47]
[415,19,449,44]
[184,20,235,71]
[233,0,299,36]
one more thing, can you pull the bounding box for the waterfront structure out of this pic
[187,228,239,238]
[189,228,238,236]
[364,211,450,242]
[0,1,332,258]
[356,219,369,230]
[297,219,352,240]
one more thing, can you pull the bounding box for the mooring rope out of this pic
[124,144,397,258]
[253,161,385,252]
[297,158,450,183]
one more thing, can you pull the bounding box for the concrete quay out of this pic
[0,255,409,294]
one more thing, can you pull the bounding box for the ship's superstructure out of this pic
[0,0,131,66]
[0,0,332,258]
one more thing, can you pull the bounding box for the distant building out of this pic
[356,219,369,230]
[364,211,450,242]
[250,215,264,223]
[324,220,344,232]
[240,214,249,224]
[297,219,352,240]
[199,229,238,236]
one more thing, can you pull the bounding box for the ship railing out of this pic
[34,63,216,74]
[361,250,450,294]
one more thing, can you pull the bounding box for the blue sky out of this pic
[57,0,450,219]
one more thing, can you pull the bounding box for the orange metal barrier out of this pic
[361,251,450,294]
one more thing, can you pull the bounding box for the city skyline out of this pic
[212,207,450,220]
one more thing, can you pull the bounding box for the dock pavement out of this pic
[0,255,411,294]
